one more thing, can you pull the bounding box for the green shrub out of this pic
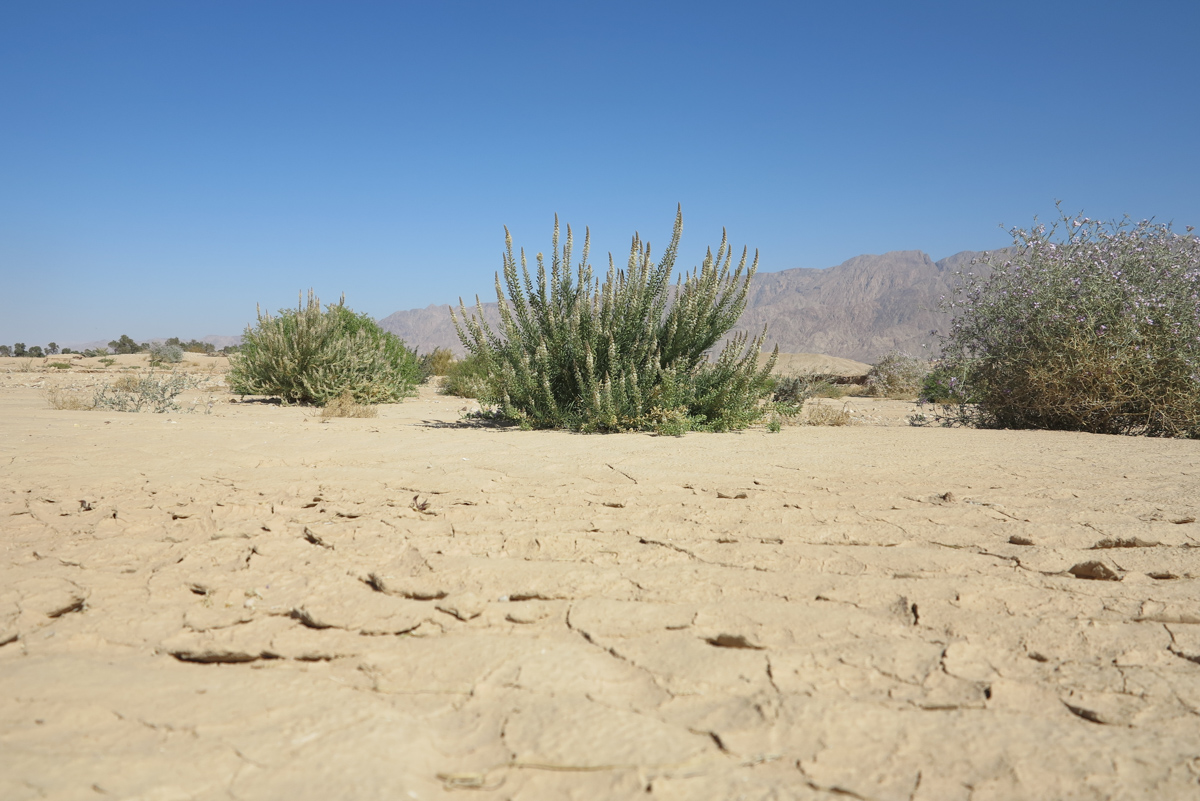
[148,342,184,365]
[228,291,420,405]
[939,207,1200,437]
[418,347,456,381]
[440,353,490,398]
[108,335,145,354]
[93,371,195,413]
[863,351,928,399]
[452,209,776,433]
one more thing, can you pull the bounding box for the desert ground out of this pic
[2,354,1199,800]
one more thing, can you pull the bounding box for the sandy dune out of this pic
[2,358,1199,800]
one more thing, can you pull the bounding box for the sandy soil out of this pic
[2,357,1199,800]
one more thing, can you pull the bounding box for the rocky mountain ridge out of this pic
[380,248,1003,363]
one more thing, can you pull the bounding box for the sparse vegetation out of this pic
[148,342,185,365]
[453,209,777,433]
[805,400,853,426]
[48,362,72,370]
[936,207,1200,437]
[99,357,116,367]
[439,353,490,398]
[418,347,456,381]
[862,351,927,399]
[46,386,95,411]
[229,291,420,406]
[320,390,379,418]
[92,371,196,413]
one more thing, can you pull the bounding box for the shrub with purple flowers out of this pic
[935,207,1200,437]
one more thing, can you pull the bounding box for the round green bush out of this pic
[229,291,419,405]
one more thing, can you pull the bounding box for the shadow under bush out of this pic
[939,207,1200,437]
[453,209,776,433]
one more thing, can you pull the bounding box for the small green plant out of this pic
[92,371,196,413]
[229,291,420,405]
[439,353,490,398]
[148,342,184,365]
[320,390,379,418]
[99,357,116,367]
[453,209,776,433]
[418,347,456,381]
[862,351,928,399]
[48,362,72,370]
[939,207,1200,437]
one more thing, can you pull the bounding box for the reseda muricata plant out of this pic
[937,206,1200,437]
[452,208,777,433]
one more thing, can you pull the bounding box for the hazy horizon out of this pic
[4,0,1198,345]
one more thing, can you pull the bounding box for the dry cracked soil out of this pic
[2,357,1200,800]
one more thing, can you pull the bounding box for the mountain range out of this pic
[379,249,1001,363]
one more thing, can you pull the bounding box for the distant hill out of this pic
[380,248,1003,363]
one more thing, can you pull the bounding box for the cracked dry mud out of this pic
[2,373,1200,800]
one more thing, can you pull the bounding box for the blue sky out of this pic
[2,0,1198,347]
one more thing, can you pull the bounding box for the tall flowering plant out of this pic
[937,206,1200,437]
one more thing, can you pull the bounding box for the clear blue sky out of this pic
[2,0,1198,347]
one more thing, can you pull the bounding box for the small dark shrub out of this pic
[229,291,420,405]
[108,335,145,354]
[939,207,1200,437]
[453,209,776,433]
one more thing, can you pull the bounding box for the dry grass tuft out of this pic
[805,400,853,426]
[46,386,95,411]
[320,390,378,418]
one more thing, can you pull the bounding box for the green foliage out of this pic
[453,209,776,433]
[0,345,11,357]
[148,342,184,364]
[166,337,215,354]
[418,347,456,381]
[27,345,45,358]
[228,291,420,405]
[940,208,1200,437]
[98,357,116,366]
[439,353,490,398]
[93,371,196,413]
[108,335,145,354]
[13,343,26,357]
[46,342,59,355]
[862,351,927,399]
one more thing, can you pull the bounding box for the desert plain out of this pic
[2,354,1200,801]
